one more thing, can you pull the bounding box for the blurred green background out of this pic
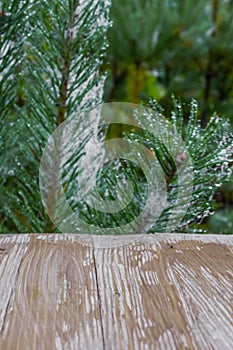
[103,0,233,233]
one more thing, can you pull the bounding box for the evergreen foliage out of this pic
[147,99,233,232]
[105,0,233,233]
[0,0,232,234]
[106,0,233,122]
[73,99,232,234]
[0,0,109,232]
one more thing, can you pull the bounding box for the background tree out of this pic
[104,0,233,233]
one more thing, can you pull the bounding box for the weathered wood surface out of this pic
[0,234,232,350]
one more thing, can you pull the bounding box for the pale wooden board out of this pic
[94,234,233,350]
[0,234,104,350]
[0,234,232,350]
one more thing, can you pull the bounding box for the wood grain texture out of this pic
[0,234,103,350]
[0,234,232,350]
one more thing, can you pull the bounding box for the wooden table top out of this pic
[0,234,232,349]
